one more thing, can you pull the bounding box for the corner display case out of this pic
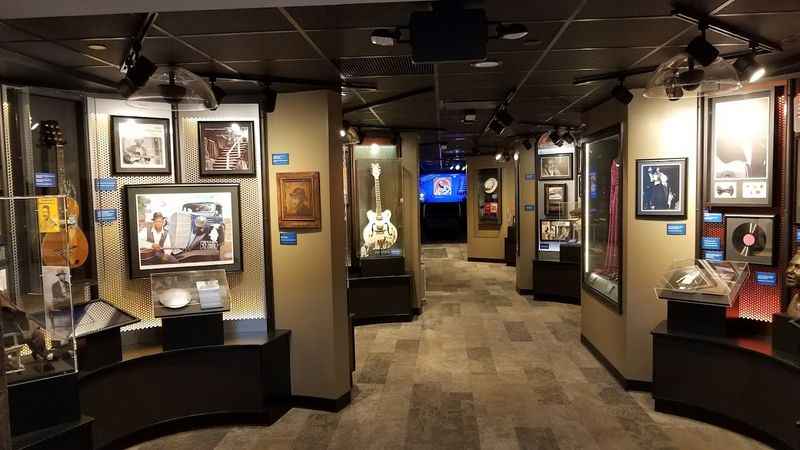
[477,168,502,230]
[151,268,231,319]
[355,157,405,274]
[583,125,623,311]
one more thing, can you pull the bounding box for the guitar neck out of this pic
[55,143,67,195]
[373,177,382,214]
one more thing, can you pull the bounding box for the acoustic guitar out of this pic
[39,121,90,268]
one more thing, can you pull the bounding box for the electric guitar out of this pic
[39,121,90,268]
[361,163,398,257]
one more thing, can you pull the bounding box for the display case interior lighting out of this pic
[370,143,380,154]
[513,151,519,161]
[584,146,590,272]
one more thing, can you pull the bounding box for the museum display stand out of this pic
[347,150,414,325]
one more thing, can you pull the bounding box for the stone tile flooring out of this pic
[129,244,769,450]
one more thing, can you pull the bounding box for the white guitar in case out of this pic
[361,162,398,257]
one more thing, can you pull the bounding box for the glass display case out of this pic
[583,125,623,309]
[151,269,231,318]
[537,145,580,261]
[655,259,749,306]
[354,157,404,259]
[477,168,502,230]
[0,195,77,385]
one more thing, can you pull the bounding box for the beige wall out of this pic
[400,133,423,306]
[581,92,698,383]
[268,90,351,399]
[516,145,536,291]
[467,155,516,260]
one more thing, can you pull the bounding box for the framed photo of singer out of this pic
[636,158,687,218]
[706,90,774,207]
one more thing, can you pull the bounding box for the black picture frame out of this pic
[539,219,573,242]
[539,153,573,180]
[478,167,502,230]
[111,115,172,175]
[706,90,774,207]
[543,183,568,218]
[198,121,257,177]
[635,157,688,218]
[724,214,775,266]
[125,184,243,279]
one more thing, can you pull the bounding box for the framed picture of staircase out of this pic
[198,121,257,176]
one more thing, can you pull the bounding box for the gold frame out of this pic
[277,172,322,230]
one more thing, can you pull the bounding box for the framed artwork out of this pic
[478,168,502,229]
[540,219,573,242]
[539,153,573,180]
[724,214,774,266]
[125,184,242,279]
[198,121,257,176]
[544,183,567,218]
[707,91,773,206]
[277,172,322,230]
[636,158,687,218]
[111,116,171,175]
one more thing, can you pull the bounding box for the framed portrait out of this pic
[198,121,257,176]
[724,214,774,266]
[539,153,573,180]
[707,91,773,206]
[111,116,172,175]
[636,158,687,218]
[544,183,567,218]
[478,168,502,229]
[125,184,242,279]
[540,219,573,242]
[277,172,322,230]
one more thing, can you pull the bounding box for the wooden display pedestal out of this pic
[161,313,224,351]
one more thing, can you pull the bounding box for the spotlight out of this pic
[497,23,528,40]
[455,164,461,170]
[522,139,532,150]
[686,31,719,67]
[370,29,400,47]
[209,78,226,110]
[463,109,477,124]
[495,152,503,161]
[340,129,347,138]
[370,143,380,153]
[87,44,108,51]
[562,132,575,145]
[118,55,157,98]
[611,81,633,105]
[665,76,684,101]
[734,51,765,83]
[513,151,519,161]
[488,119,505,135]
[471,60,502,69]
[548,130,564,147]
[496,109,514,127]
[463,164,468,170]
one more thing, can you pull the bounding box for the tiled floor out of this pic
[129,244,769,450]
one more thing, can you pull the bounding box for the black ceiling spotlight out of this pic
[562,131,575,145]
[522,139,532,150]
[495,109,514,128]
[488,119,505,135]
[496,23,528,40]
[686,28,719,67]
[370,28,401,47]
[209,77,226,110]
[463,109,477,124]
[611,79,634,105]
[665,76,684,101]
[118,54,156,98]
[734,44,766,83]
[548,129,564,147]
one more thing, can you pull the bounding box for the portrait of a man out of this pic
[277,172,321,229]
[112,116,171,174]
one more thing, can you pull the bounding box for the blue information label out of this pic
[539,242,550,250]
[796,228,800,242]
[666,224,686,236]
[94,177,118,192]
[701,236,722,250]
[755,271,777,287]
[524,204,535,212]
[703,212,724,223]
[704,250,724,262]
[272,153,290,165]
[389,248,402,256]
[34,172,57,188]
[94,208,118,222]
[279,231,297,245]
[524,173,536,181]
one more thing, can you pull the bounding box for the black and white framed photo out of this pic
[198,121,257,176]
[544,183,567,218]
[540,219,573,242]
[539,153,573,180]
[125,184,243,279]
[724,214,774,266]
[636,158,687,218]
[707,91,773,206]
[111,116,172,175]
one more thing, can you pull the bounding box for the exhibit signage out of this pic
[755,271,777,286]
[701,236,722,250]
[95,177,118,192]
[524,204,535,212]
[796,228,800,242]
[525,173,536,181]
[272,153,290,165]
[34,172,57,188]
[703,250,724,262]
[94,208,118,223]
[666,224,686,236]
[703,212,724,223]
[279,231,297,245]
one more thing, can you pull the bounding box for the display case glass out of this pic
[477,168,502,230]
[0,196,77,385]
[151,269,231,318]
[536,144,580,261]
[354,157,404,259]
[583,125,623,310]
[654,259,748,307]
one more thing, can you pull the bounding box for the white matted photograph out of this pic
[636,158,686,218]
[111,115,172,174]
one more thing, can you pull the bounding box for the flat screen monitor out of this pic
[419,173,467,204]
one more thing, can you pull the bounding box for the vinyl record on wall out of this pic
[724,214,775,266]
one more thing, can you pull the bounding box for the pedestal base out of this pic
[77,328,122,372]
[360,256,405,277]
[162,313,224,351]
[667,300,727,336]
[348,273,413,325]
[8,373,81,436]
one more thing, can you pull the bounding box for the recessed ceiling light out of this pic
[471,60,502,69]
[87,44,108,51]
[497,23,528,40]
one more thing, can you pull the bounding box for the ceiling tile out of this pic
[717,0,800,14]
[707,12,800,50]
[578,0,728,19]
[484,0,583,22]
[0,22,39,42]
[4,14,145,40]
[516,83,596,98]
[155,9,292,35]
[286,3,422,30]
[1,41,101,67]
[344,75,432,92]
[541,48,654,70]
[61,39,127,66]
[77,66,124,83]
[437,52,543,75]
[180,33,319,61]
[556,18,687,49]
[308,29,411,58]
[141,36,208,64]
[226,59,338,81]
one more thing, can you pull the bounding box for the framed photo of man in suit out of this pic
[276,172,321,230]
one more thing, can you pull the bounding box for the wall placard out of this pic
[666,224,686,236]
[755,271,777,286]
[94,208,118,223]
[703,212,723,223]
[272,153,290,165]
[280,231,297,245]
[704,250,724,262]
[701,236,722,250]
[94,177,118,192]
[34,172,57,188]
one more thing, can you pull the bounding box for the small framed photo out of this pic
[725,214,774,266]
[636,158,687,218]
[277,172,322,230]
[111,116,171,175]
[539,153,573,180]
[540,219,573,242]
[198,121,257,176]
[544,183,567,218]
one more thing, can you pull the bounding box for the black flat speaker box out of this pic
[262,89,277,113]
[8,373,81,436]
[667,300,727,337]
[772,313,800,356]
[361,256,405,277]
[76,328,123,372]
[560,243,581,264]
[161,313,224,351]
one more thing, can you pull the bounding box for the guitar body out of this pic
[362,209,398,253]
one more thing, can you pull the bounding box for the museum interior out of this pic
[0,0,799,449]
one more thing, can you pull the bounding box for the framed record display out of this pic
[724,214,774,266]
[544,183,567,218]
[477,168,502,230]
[707,91,774,206]
[636,158,687,218]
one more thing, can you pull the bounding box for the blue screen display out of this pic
[419,173,467,203]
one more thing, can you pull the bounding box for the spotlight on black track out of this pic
[370,29,400,47]
[209,78,226,110]
[496,109,514,127]
[686,31,719,67]
[488,119,505,135]
[548,129,564,147]
[611,80,633,105]
[496,23,528,40]
[118,55,156,98]
[734,51,766,83]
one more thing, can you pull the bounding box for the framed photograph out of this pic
[198,121,257,176]
[544,183,567,218]
[636,158,687,218]
[725,214,774,266]
[540,219,573,242]
[125,184,242,279]
[539,153,573,180]
[111,116,171,175]
[707,91,773,206]
[277,172,322,229]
